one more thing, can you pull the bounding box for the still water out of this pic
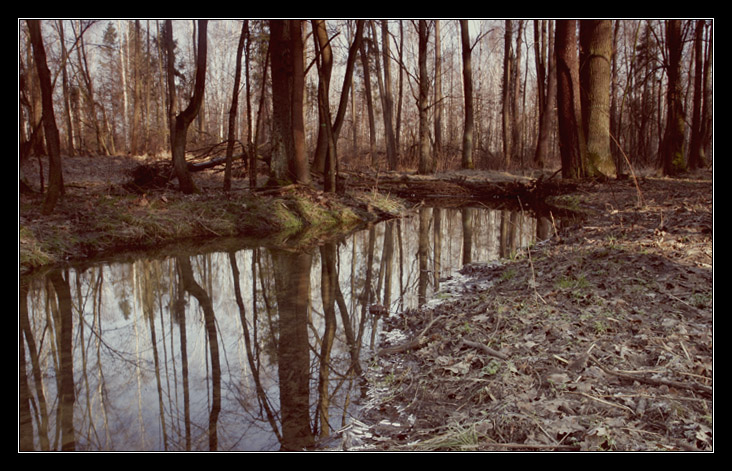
[19,205,553,451]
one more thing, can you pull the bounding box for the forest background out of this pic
[19,19,713,218]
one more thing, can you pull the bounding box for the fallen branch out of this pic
[482,442,581,451]
[461,339,509,360]
[376,315,445,357]
[590,356,712,398]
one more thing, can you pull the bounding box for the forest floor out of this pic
[347,168,714,452]
[19,155,713,452]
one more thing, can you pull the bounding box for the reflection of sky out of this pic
[21,205,538,451]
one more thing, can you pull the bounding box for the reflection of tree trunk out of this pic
[176,256,220,451]
[48,271,76,451]
[462,208,474,265]
[20,282,51,450]
[433,209,442,290]
[144,269,168,450]
[335,274,362,377]
[317,244,338,437]
[363,226,377,349]
[172,279,191,451]
[500,210,511,258]
[271,250,315,450]
[382,221,395,311]
[418,208,431,305]
[228,251,281,441]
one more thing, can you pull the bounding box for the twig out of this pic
[517,195,546,305]
[610,132,645,207]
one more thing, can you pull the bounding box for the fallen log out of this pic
[187,152,247,171]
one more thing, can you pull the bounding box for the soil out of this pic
[348,170,714,452]
[19,156,714,451]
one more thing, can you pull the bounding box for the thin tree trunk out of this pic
[433,20,443,168]
[370,21,398,170]
[359,38,377,166]
[27,20,64,215]
[224,21,247,192]
[56,21,75,157]
[688,20,707,170]
[502,20,514,168]
[534,20,556,168]
[417,20,432,174]
[311,20,333,176]
[460,20,475,170]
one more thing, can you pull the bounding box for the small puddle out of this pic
[19,204,557,451]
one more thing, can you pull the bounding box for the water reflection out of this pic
[19,205,548,451]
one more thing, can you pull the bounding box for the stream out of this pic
[19,204,556,451]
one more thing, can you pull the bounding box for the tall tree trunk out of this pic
[688,20,708,170]
[580,20,615,178]
[660,20,686,176]
[311,20,333,176]
[224,21,247,192]
[433,20,443,168]
[56,20,75,157]
[359,37,377,166]
[534,20,556,168]
[459,20,475,169]
[312,20,364,191]
[165,20,209,194]
[502,20,514,168]
[27,20,64,215]
[555,20,586,179]
[512,20,523,166]
[369,21,398,170]
[269,20,309,185]
[417,20,432,174]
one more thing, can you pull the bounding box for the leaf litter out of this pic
[343,172,713,452]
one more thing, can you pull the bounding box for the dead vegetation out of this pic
[348,171,713,452]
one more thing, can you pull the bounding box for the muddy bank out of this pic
[344,172,713,451]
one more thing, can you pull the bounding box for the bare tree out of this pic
[433,20,443,167]
[460,20,475,170]
[688,20,711,170]
[660,20,686,176]
[27,20,63,214]
[369,21,398,170]
[417,20,433,174]
[224,21,247,192]
[165,20,209,193]
[533,20,555,168]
